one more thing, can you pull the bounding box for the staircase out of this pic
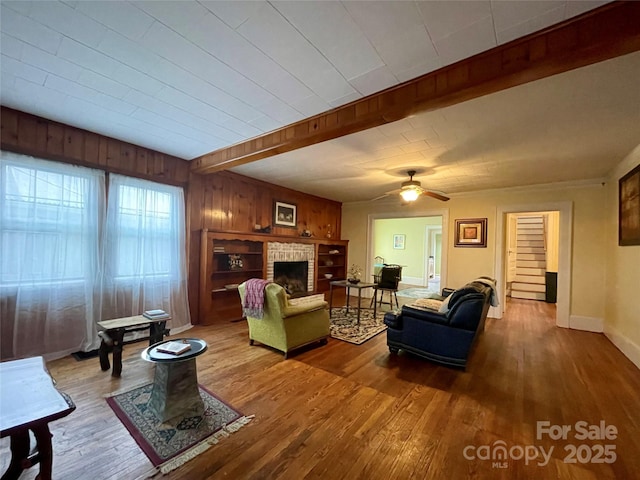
[511,215,546,300]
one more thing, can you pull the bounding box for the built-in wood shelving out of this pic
[199,229,348,324]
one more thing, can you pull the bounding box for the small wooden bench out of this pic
[98,315,170,377]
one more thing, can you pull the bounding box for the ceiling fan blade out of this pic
[423,190,450,202]
[370,193,390,201]
[371,188,401,201]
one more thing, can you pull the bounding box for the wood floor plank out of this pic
[1,298,639,479]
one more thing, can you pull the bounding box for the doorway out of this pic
[494,202,572,328]
[425,225,442,291]
[367,210,449,293]
[505,212,559,302]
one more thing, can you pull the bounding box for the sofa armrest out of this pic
[400,305,450,325]
[441,287,455,298]
[384,311,402,329]
[282,301,328,318]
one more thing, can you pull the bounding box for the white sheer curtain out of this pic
[102,174,191,333]
[0,151,105,359]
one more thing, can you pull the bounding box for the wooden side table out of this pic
[98,315,170,377]
[0,357,75,480]
[328,280,376,324]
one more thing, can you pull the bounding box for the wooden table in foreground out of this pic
[97,315,170,377]
[0,357,75,480]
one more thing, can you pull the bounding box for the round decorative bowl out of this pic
[324,273,333,279]
[347,278,360,284]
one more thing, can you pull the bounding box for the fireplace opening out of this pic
[273,261,308,297]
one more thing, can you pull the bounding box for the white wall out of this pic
[604,144,640,369]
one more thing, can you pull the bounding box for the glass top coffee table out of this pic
[141,338,207,422]
[328,280,377,325]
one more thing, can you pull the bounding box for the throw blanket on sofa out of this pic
[473,277,499,307]
[242,279,270,319]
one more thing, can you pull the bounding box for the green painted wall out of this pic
[373,216,442,283]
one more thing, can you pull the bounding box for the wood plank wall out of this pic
[0,107,191,186]
[0,107,343,324]
[186,171,342,322]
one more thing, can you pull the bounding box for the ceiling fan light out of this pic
[400,188,420,202]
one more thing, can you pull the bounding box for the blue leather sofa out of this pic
[384,279,495,369]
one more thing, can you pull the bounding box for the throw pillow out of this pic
[412,298,443,311]
[438,293,453,314]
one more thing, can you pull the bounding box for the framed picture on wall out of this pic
[454,218,487,247]
[274,201,297,228]
[393,234,405,249]
[619,163,640,246]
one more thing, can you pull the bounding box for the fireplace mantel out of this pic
[200,229,346,246]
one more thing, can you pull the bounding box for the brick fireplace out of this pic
[266,242,315,293]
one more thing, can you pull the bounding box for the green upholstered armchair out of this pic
[238,282,330,358]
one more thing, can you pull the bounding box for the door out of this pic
[506,214,518,296]
[425,225,442,289]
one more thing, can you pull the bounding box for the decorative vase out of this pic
[347,278,360,284]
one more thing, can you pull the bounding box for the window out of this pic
[0,155,104,286]
[0,151,105,359]
[0,152,190,360]
[102,174,190,326]
[108,181,175,279]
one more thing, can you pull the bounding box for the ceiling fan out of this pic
[372,170,450,203]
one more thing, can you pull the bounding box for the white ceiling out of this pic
[2,0,638,203]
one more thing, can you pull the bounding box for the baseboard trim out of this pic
[569,315,603,333]
[605,327,640,371]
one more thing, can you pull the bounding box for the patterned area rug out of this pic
[330,307,388,345]
[106,383,252,474]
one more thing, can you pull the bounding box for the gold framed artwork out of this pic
[454,218,487,248]
[619,163,640,246]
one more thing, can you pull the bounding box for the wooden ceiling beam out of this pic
[191,2,640,175]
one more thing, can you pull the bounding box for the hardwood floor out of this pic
[2,299,639,480]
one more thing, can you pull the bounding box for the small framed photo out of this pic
[393,234,405,249]
[455,218,487,248]
[274,201,297,228]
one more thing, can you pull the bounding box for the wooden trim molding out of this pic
[191,2,640,174]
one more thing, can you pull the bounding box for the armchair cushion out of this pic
[282,300,328,318]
